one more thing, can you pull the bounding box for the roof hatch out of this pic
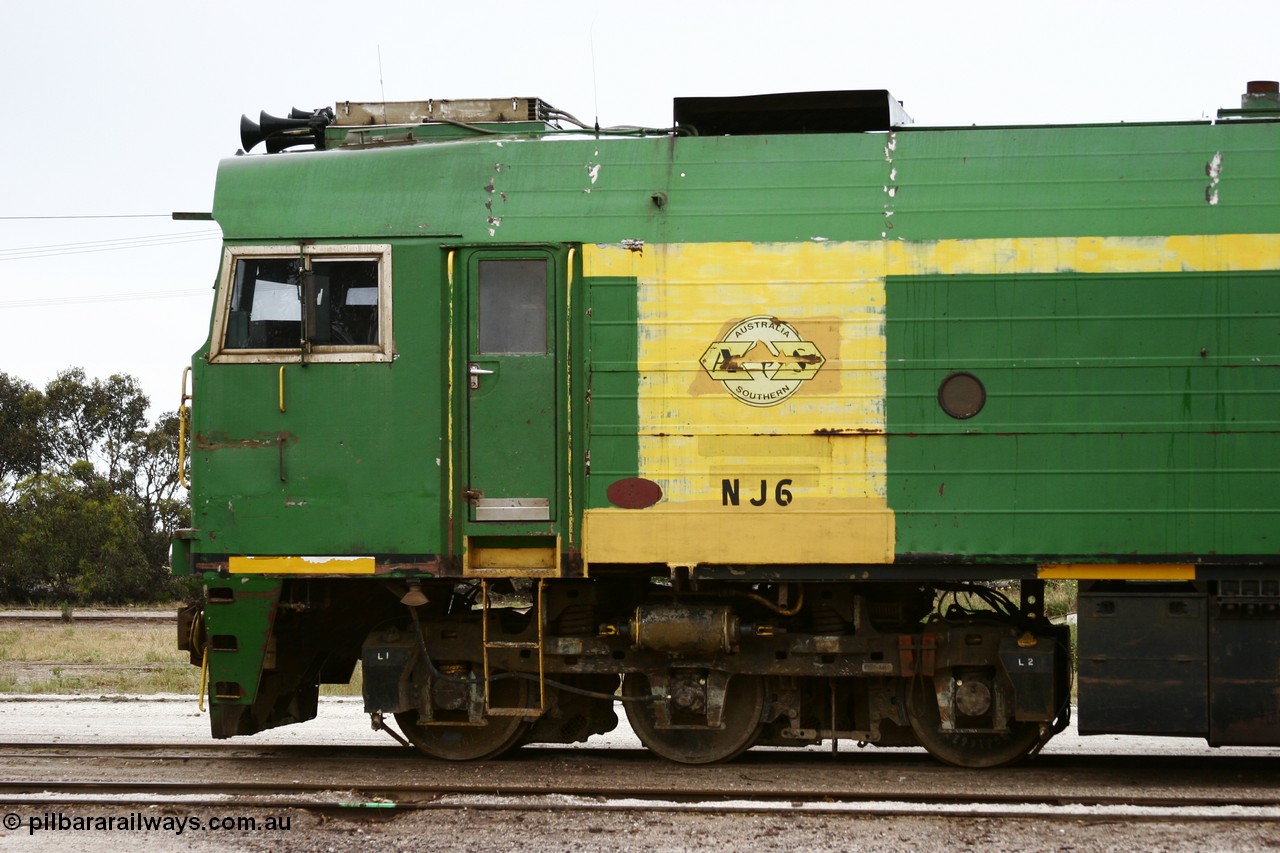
[673,90,911,135]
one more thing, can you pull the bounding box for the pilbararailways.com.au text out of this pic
[5,811,292,836]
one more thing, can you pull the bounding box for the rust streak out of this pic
[195,431,296,451]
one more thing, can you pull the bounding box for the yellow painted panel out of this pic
[468,547,557,570]
[464,537,561,577]
[584,503,894,566]
[228,556,376,575]
[1038,564,1196,581]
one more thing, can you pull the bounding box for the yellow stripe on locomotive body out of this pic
[1038,564,1196,581]
[583,234,1280,570]
[228,556,377,575]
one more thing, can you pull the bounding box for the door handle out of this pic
[469,363,494,390]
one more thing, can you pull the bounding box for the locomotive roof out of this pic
[214,83,1280,245]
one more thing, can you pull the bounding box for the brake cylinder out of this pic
[631,604,740,654]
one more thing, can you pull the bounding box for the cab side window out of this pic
[211,245,392,363]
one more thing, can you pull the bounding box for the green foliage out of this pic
[0,374,44,492]
[0,368,191,605]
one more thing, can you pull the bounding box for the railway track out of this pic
[0,611,174,624]
[3,778,1278,823]
[2,742,1279,823]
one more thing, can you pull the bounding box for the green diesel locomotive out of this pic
[174,83,1280,767]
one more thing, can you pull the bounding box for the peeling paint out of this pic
[882,143,898,238]
[810,236,829,242]
[196,431,290,451]
[621,238,645,253]
[1206,152,1223,205]
[587,163,601,184]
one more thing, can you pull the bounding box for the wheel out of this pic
[905,670,1042,768]
[394,674,532,761]
[623,671,765,764]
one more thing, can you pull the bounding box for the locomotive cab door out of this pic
[458,248,566,559]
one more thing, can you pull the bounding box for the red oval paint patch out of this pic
[606,478,663,509]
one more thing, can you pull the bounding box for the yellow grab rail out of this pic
[177,367,193,489]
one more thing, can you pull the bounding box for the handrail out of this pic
[177,367,193,489]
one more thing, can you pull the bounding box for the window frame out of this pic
[208,243,394,364]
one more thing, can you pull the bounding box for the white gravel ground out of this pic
[4,693,1279,760]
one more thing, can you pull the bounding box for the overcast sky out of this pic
[1,0,1275,417]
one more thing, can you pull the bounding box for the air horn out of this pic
[239,107,335,154]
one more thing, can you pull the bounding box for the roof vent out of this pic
[673,90,911,136]
[1244,80,1280,110]
[1217,80,1280,121]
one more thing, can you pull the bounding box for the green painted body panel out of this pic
[213,122,1279,244]
[886,271,1280,559]
[583,276,642,508]
[186,114,1280,569]
[202,576,280,706]
[189,242,448,557]
[193,360,443,554]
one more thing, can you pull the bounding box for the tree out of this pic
[0,368,191,603]
[41,368,148,487]
[124,411,190,577]
[4,463,151,604]
[0,373,45,498]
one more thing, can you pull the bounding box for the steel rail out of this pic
[1,785,1278,824]
[2,775,1279,814]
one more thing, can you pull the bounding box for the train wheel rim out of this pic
[905,670,1042,768]
[622,671,764,765]
[394,676,532,761]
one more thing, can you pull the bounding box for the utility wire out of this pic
[0,214,179,220]
[0,288,208,309]
[1,229,218,254]
[0,230,220,261]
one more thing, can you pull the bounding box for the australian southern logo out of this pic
[699,316,825,407]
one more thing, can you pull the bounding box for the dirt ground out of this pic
[5,805,1280,853]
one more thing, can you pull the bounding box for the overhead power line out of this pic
[0,230,221,262]
[0,214,180,220]
[0,288,209,309]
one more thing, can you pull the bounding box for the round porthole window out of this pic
[938,371,985,419]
